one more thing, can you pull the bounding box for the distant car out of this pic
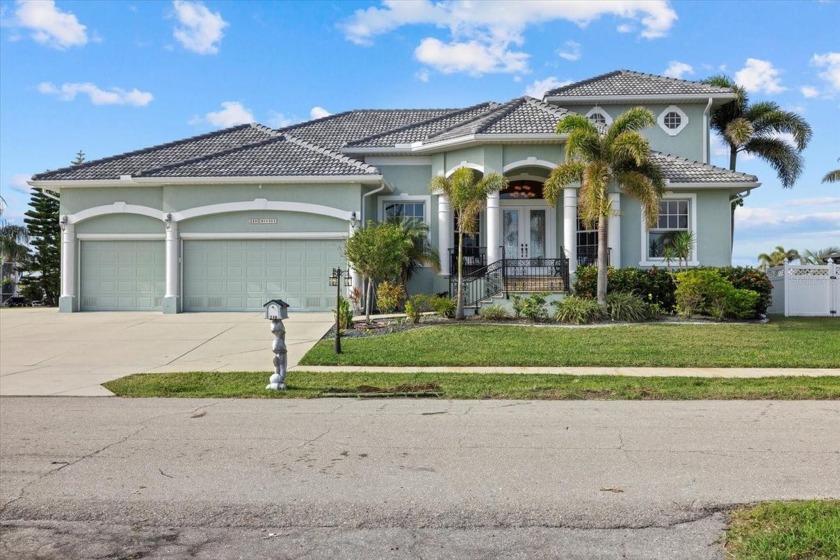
[3,296,29,307]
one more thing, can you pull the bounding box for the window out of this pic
[647,199,689,259]
[589,113,606,126]
[585,107,612,126]
[657,105,688,135]
[383,201,425,223]
[576,217,598,266]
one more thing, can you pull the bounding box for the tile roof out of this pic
[278,108,460,151]
[344,102,500,149]
[32,124,276,181]
[425,97,570,143]
[546,70,734,98]
[651,152,758,184]
[137,135,379,177]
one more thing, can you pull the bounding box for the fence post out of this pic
[783,260,789,317]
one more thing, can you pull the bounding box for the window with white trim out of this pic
[657,105,688,136]
[647,199,690,259]
[383,201,425,223]
[585,107,612,126]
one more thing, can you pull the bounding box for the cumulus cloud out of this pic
[801,86,820,98]
[524,77,572,99]
[811,52,840,93]
[37,82,153,106]
[172,0,228,55]
[9,0,88,49]
[340,1,676,76]
[663,60,693,79]
[557,40,581,62]
[415,69,430,82]
[190,101,254,128]
[267,111,295,129]
[734,58,786,94]
[734,201,840,230]
[310,106,331,120]
[10,173,33,194]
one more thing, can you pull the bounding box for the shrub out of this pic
[375,281,405,314]
[552,296,605,324]
[335,296,353,331]
[512,292,549,322]
[429,295,456,318]
[574,266,677,312]
[480,304,511,321]
[725,288,761,320]
[675,270,761,321]
[717,266,772,315]
[606,292,650,322]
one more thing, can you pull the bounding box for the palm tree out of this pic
[822,158,839,184]
[389,218,441,297]
[429,168,507,320]
[703,75,812,188]
[545,108,665,309]
[800,246,840,265]
[1,200,31,300]
[757,246,800,270]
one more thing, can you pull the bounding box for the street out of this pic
[2,398,839,558]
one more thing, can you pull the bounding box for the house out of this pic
[29,70,760,314]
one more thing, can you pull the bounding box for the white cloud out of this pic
[10,173,32,195]
[557,40,581,62]
[310,106,331,120]
[267,111,294,129]
[787,197,840,208]
[340,1,676,76]
[734,58,786,94]
[811,52,840,93]
[415,37,528,75]
[734,202,840,230]
[172,0,228,55]
[524,77,571,99]
[663,60,693,79]
[190,101,254,128]
[10,0,88,49]
[616,23,634,33]
[800,86,820,98]
[37,82,153,106]
[415,69,430,82]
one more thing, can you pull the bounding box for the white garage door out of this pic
[183,239,344,312]
[80,240,165,311]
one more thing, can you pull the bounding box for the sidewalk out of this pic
[292,365,840,377]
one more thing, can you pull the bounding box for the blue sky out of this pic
[1,0,838,266]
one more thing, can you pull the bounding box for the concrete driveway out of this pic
[0,309,333,397]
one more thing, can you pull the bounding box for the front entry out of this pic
[502,206,549,260]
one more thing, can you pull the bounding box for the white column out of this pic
[607,192,621,267]
[59,219,76,312]
[563,188,578,277]
[163,217,179,314]
[486,191,501,263]
[437,195,452,275]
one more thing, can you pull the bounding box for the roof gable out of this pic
[545,70,734,99]
[652,152,758,184]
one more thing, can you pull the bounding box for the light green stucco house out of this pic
[29,70,760,314]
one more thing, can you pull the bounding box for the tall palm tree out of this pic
[757,246,800,270]
[430,168,507,320]
[703,75,812,188]
[545,107,665,309]
[822,158,839,184]
[800,246,840,265]
[388,218,441,297]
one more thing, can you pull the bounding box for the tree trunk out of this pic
[729,147,738,171]
[455,230,465,320]
[365,277,373,323]
[597,215,608,310]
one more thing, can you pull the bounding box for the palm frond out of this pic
[743,136,804,188]
[748,105,813,150]
[544,162,585,205]
[606,107,655,143]
[822,169,840,184]
[556,114,598,136]
[724,118,754,148]
[565,128,601,162]
[609,131,651,167]
[617,170,661,228]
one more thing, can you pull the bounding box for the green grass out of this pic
[726,500,840,559]
[103,371,840,400]
[300,317,840,368]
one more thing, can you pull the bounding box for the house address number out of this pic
[248,218,277,224]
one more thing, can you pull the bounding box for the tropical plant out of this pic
[606,292,651,322]
[335,296,353,331]
[511,292,550,322]
[665,230,695,271]
[388,218,440,297]
[703,75,812,188]
[428,295,456,318]
[821,158,839,184]
[429,167,507,319]
[0,217,30,299]
[479,304,511,321]
[375,280,405,314]
[799,246,840,264]
[545,107,665,309]
[551,296,605,324]
[757,246,800,270]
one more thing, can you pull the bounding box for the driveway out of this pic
[0,309,333,397]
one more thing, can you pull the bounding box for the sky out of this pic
[1,0,838,266]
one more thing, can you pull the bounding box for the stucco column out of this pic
[563,188,578,277]
[608,192,621,267]
[59,218,76,313]
[163,215,179,314]
[437,195,452,275]
[486,191,500,263]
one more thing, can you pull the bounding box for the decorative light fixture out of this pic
[328,267,353,353]
[350,211,357,228]
[59,215,69,231]
[164,213,173,230]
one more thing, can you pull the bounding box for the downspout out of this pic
[360,178,394,225]
[37,187,61,202]
[703,97,713,164]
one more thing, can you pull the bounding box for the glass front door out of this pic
[503,207,546,260]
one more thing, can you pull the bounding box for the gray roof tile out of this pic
[426,97,570,142]
[546,70,733,98]
[652,152,758,184]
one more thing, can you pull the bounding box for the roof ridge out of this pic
[546,69,732,96]
[425,100,516,140]
[546,70,623,95]
[652,151,757,181]
[135,135,286,177]
[523,96,569,119]
[32,123,269,180]
[344,102,497,147]
[283,134,379,174]
[619,69,730,91]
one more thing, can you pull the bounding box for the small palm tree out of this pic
[757,246,800,270]
[545,107,665,309]
[703,75,812,188]
[430,168,507,320]
[822,158,839,184]
[389,218,441,297]
[666,230,696,271]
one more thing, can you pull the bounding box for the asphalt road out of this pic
[2,398,839,559]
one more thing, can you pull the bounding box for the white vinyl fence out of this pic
[767,261,839,317]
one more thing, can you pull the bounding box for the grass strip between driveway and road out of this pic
[104,371,840,399]
[299,317,840,368]
[726,500,840,559]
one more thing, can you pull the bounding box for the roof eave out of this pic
[665,181,761,190]
[30,175,384,188]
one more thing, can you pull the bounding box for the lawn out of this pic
[103,371,840,400]
[726,500,840,559]
[300,317,840,368]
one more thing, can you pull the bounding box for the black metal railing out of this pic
[577,246,611,267]
[449,246,487,277]
[450,246,570,308]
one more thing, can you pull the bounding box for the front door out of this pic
[502,206,547,260]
